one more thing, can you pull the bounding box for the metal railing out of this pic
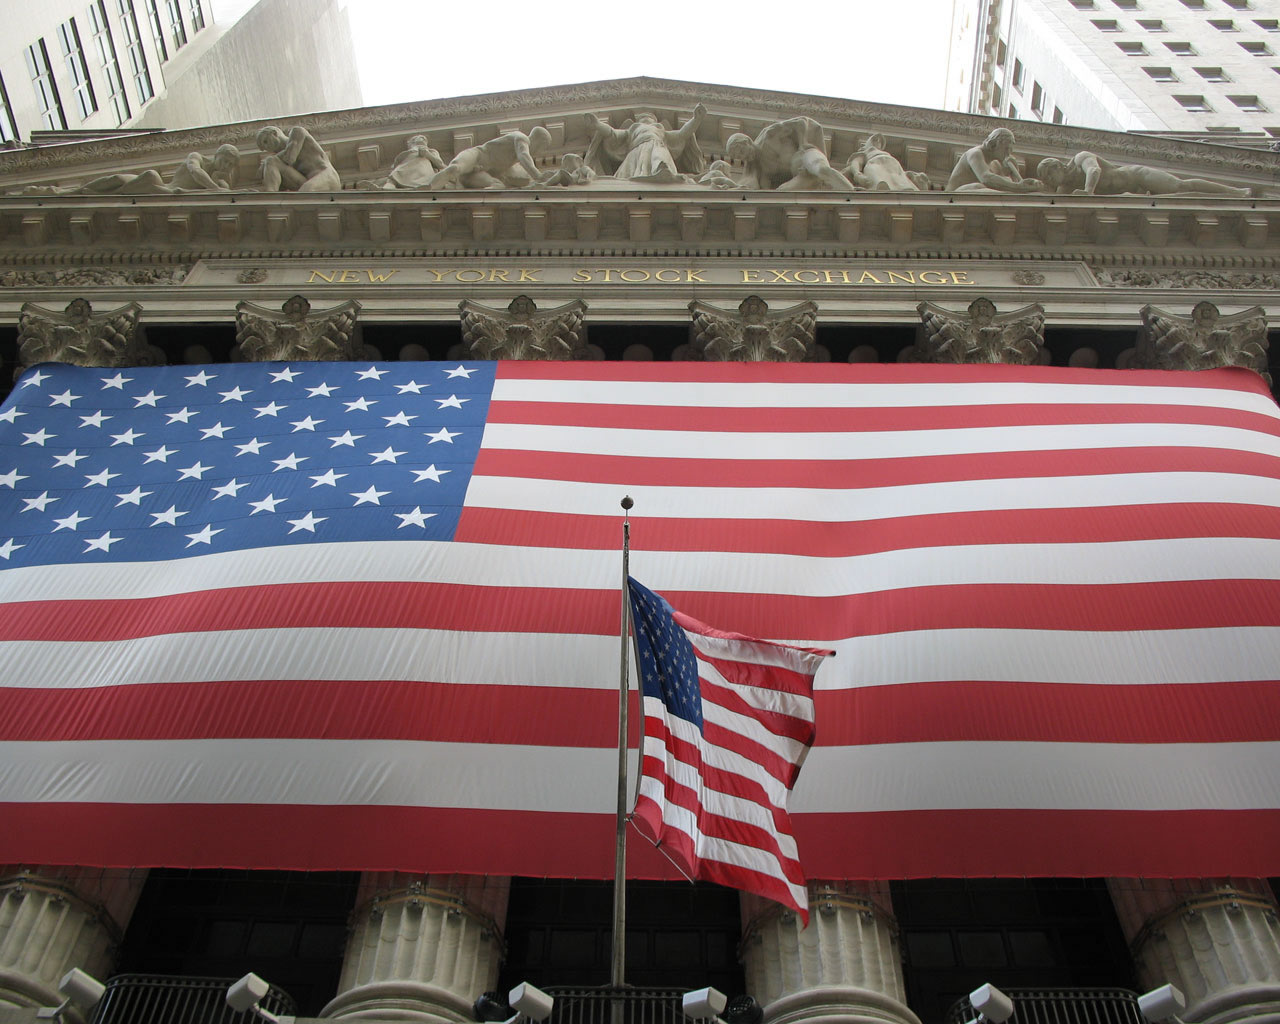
[945,987,1145,1024]
[89,974,297,1024]
[531,986,688,1024]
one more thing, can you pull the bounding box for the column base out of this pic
[764,986,922,1024]
[1188,984,1280,1024]
[321,981,476,1024]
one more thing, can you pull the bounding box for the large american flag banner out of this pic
[0,359,1278,879]
[627,577,831,921]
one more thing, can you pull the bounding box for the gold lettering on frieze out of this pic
[299,266,979,286]
[307,269,401,284]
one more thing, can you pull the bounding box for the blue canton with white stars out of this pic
[0,361,496,566]
[628,576,704,731]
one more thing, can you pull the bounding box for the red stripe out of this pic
[488,399,1280,436]
[644,718,790,806]
[4,802,1276,879]
[455,502,1280,553]
[496,361,1272,396]
[4,678,1273,746]
[812,679,1280,745]
[696,649,819,699]
[700,677,814,746]
[0,680,641,745]
[5,577,1279,645]
[473,445,1280,490]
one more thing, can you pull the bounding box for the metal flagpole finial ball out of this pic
[621,495,634,510]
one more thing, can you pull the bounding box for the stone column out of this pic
[740,881,919,1024]
[909,298,1047,364]
[1124,302,1271,384]
[458,296,596,360]
[16,298,163,377]
[235,294,375,362]
[1109,878,1280,1024]
[686,296,819,362]
[323,873,509,1024]
[0,866,146,1022]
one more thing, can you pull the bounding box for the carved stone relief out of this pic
[688,295,818,362]
[1037,152,1255,197]
[910,298,1048,364]
[234,294,370,362]
[1127,301,1270,384]
[585,105,706,183]
[843,135,920,191]
[459,295,592,360]
[14,146,240,195]
[256,125,341,192]
[1,267,191,287]
[429,128,552,189]
[725,117,854,192]
[17,298,163,376]
[1093,268,1280,290]
[946,128,1042,193]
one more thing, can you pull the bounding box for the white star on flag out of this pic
[351,485,389,506]
[395,506,436,528]
[185,524,223,547]
[287,511,326,533]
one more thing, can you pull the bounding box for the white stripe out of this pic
[0,625,1275,694]
[823,626,1280,688]
[698,660,815,723]
[686,629,829,677]
[636,765,800,862]
[492,377,1279,416]
[646,714,792,808]
[794,741,1280,812]
[467,471,1280,523]
[480,421,1280,461]
[7,536,1280,603]
[2,738,1276,812]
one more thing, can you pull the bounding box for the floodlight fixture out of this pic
[963,983,1014,1024]
[471,982,554,1024]
[1138,984,1187,1023]
[722,994,763,1024]
[36,968,106,1020]
[682,987,728,1020]
[226,973,295,1024]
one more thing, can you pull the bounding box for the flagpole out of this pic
[611,495,633,996]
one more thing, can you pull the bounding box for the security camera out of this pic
[682,987,728,1020]
[1138,984,1186,1023]
[227,973,271,1014]
[509,982,554,1022]
[36,967,106,1020]
[969,984,1014,1024]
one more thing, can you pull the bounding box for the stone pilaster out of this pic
[0,866,146,1023]
[1109,878,1280,1024]
[1125,302,1271,384]
[16,298,163,378]
[458,296,594,360]
[323,873,508,1024]
[740,882,919,1024]
[687,296,818,362]
[234,294,374,362]
[909,298,1047,365]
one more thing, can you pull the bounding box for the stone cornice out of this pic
[1,77,1278,182]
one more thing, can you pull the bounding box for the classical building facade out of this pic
[0,78,1277,1024]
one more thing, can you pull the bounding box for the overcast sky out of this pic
[216,0,960,112]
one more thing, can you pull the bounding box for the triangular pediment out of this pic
[1,76,1276,193]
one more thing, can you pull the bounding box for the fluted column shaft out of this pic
[0,866,146,1023]
[323,873,509,1024]
[1109,878,1280,1024]
[740,881,919,1024]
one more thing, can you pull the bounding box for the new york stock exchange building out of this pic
[0,78,1279,1024]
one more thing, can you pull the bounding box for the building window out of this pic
[1067,0,1097,9]
[1254,18,1279,30]
[1137,18,1167,29]
[1208,18,1237,29]
[1240,39,1273,53]
[144,0,168,60]
[1195,65,1231,80]
[164,0,188,49]
[87,0,129,125]
[1008,103,1019,117]
[0,73,18,142]
[1117,40,1148,53]
[1111,0,1139,8]
[1177,0,1206,7]
[992,83,1003,110]
[1221,0,1251,8]
[187,0,205,31]
[1031,81,1045,113]
[1145,65,1179,80]
[1228,93,1268,110]
[1093,18,1121,29]
[1174,93,1213,110]
[1053,106,1065,123]
[996,38,1007,65]
[25,39,66,130]
[56,18,98,121]
[1012,58,1025,88]
[116,0,153,103]
[1165,40,1197,53]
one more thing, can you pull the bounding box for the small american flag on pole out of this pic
[627,576,834,922]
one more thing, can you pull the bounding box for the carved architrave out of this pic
[17,298,162,377]
[234,294,369,362]
[1133,301,1270,384]
[1095,268,1280,290]
[911,298,1047,365]
[688,296,818,362]
[459,295,590,360]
